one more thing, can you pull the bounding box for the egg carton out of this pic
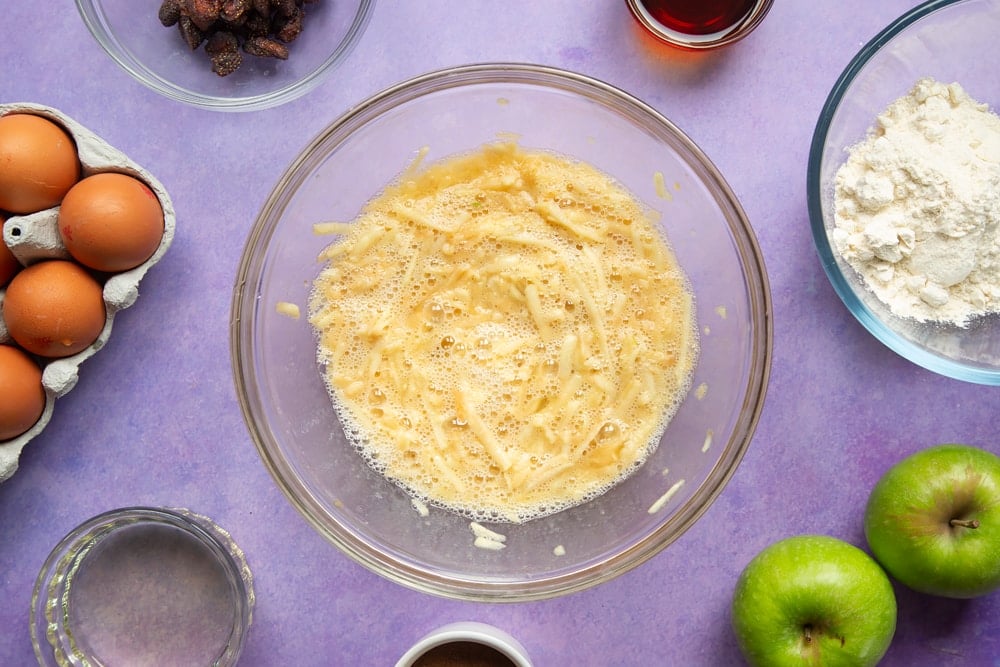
[0,103,175,482]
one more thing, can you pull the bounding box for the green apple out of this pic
[864,443,1000,598]
[731,535,896,667]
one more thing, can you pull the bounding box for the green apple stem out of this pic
[949,518,980,529]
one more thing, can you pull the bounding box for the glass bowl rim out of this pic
[30,506,254,666]
[806,0,1000,386]
[230,62,773,601]
[74,0,377,112]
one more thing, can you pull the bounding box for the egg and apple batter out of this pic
[309,142,698,523]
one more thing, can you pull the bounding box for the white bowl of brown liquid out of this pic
[396,622,531,667]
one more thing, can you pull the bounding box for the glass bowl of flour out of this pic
[808,0,1000,385]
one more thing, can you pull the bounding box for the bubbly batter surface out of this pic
[309,143,698,523]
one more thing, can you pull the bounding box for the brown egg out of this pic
[0,216,20,287]
[58,172,165,272]
[2,260,106,358]
[0,344,45,441]
[0,113,80,214]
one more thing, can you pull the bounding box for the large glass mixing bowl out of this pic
[232,63,772,601]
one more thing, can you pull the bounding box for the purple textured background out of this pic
[2,2,999,665]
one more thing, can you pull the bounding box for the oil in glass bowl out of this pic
[68,523,236,663]
[31,508,254,667]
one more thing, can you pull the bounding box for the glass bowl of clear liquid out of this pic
[30,507,254,667]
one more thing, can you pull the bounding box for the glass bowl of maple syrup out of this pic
[625,0,773,50]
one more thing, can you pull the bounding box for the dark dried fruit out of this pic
[252,0,271,19]
[158,0,182,26]
[205,30,239,55]
[244,13,270,38]
[220,0,251,22]
[271,0,297,18]
[183,0,222,32]
[244,35,289,60]
[159,0,320,76]
[275,9,303,43]
[211,49,243,76]
[177,16,205,50]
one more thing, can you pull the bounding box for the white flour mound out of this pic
[832,77,1000,327]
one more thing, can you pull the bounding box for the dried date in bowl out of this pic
[158,0,313,77]
[76,0,376,111]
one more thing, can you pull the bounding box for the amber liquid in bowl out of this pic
[630,0,768,47]
[639,0,758,36]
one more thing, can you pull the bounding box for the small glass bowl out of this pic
[30,507,255,667]
[75,0,375,111]
[807,0,1000,384]
[231,63,772,601]
[624,0,773,50]
[395,622,532,667]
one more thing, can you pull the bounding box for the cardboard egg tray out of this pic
[0,103,175,482]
